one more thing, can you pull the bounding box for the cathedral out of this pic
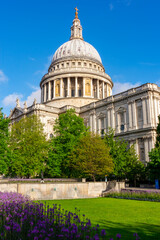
[10,9,160,164]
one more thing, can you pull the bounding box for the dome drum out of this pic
[41,76,112,107]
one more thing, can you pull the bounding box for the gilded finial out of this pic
[75,7,78,19]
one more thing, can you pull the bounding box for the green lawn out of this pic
[43,198,160,240]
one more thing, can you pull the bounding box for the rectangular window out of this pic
[71,89,75,97]
[101,118,105,137]
[121,124,124,131]
[79,89,82,96]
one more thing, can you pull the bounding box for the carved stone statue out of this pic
[24,101,27,110]
[16,98,20,108]
[33,98,37,105]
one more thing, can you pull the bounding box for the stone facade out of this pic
[9,11,160,164]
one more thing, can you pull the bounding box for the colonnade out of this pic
[41,77,111,103]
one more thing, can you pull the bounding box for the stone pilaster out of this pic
[111,107,115,129]
[128,103,132,129]
[142,97,147,127]
[107,109,111,128]
[89,114,92,131]
[146,96,151,125]
[132,101,137,129]
[144,137,149,162]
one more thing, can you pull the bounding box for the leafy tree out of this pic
[9,114,48,178]
[125,145,145,186]
[0,108,10,175]
[155,116,160,148]
[47,109,88,177]
[147,117,160,181]
[147,148,160,181]
[104,128,129,180]
[104,128,145,184]
[69,133,113,181]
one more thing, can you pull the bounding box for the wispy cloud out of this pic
[155,79,160,87]
[0,70,8,82]
[28,57,36,61]
[109,3,114,10]
[25,88,41,106]
[2,88,41,110]
[109,0,132,10]
[27,83,40,91]
[139,62,158,66]
[112,81,140,95]
[2,93,23,108]
[117,0,132,6]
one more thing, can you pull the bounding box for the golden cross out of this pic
[75,7,78,19]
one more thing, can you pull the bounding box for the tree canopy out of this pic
[104,128,145,185]
[0,109,10,175]
[69,133,114,181]
[9,114,48,178]
[147,116,160,181]
[47,109,88,177]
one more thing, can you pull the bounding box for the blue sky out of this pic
[0,0,160,116]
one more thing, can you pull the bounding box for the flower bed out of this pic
[105,189,160,202]
[0,192,140,239]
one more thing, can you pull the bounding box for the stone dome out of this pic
[52,39,102,64]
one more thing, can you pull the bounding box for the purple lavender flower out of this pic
[116,233,121,239]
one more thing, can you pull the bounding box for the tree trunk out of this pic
[92,175,96,182]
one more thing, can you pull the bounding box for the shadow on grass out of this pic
[97,220,160,240]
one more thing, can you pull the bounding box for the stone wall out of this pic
[0,182,106,200]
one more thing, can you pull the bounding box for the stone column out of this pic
[132,101,137,129]
[83,78,85,97]
[128,103,132,129]
[142,97,147,126]
[44,84,46,102]
[67,77,70,97]
[97,80,99,99]
[60,78,63,97]
[91,79,93,98]
[48,82,51,100]
[102,81,105,99]
[75,77,78,97]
